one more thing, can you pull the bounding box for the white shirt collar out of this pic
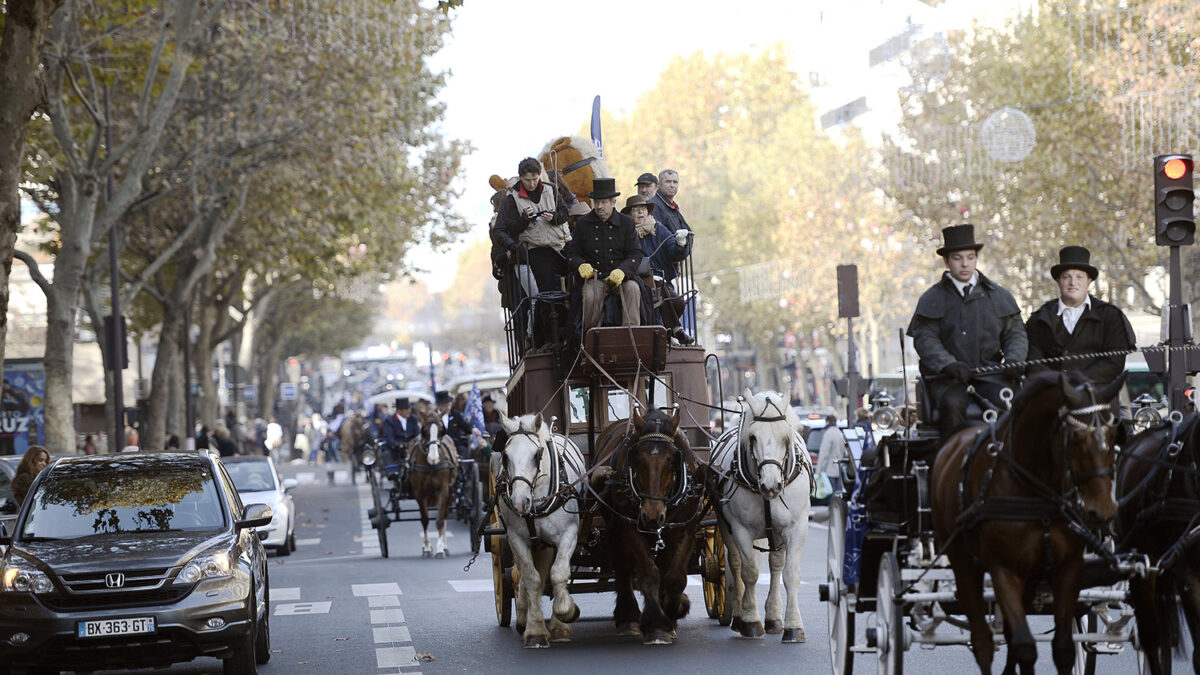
[1057,295,1091,315]
[950,272,979,295]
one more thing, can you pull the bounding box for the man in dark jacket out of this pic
[1026,246,1135,388]
[907,224,1028,437]
[563,178,644,333]
[383,397,420,462]
[436,391,473,459]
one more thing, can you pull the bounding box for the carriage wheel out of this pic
[875,551,904,675]
[491,535,514,627]
[701,526,727,621]
[827,496,854,675]
[468,462,484,555]
[369,469,390,559]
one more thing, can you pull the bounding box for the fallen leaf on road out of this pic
[322,508,329,513]
[332,636,349,641]
[347,551,359,555]
[416,653,435,663]
[324,551,334,555]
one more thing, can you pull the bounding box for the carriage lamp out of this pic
[360,448,378,467]
[869,393,898,432]
[1132,393,1163,433]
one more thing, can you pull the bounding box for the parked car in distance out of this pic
[0,452,273,674]
[222,456,297,556]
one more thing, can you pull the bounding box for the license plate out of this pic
[76,616,156,638]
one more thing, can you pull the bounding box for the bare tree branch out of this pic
[12,250,52,296]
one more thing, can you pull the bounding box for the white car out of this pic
[222,456,297,555]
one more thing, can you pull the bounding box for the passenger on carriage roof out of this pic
[623,194,691,344]
[1025,246,1135,389]
[907,224,1028,438]
[635,172,658,200]
[563,178,645,333]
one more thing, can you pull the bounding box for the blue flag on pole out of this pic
[466,380,487,436]
[590,95,603,156]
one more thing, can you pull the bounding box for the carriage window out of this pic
[645,375,673,411]
[608,389,631,422]
[568,387,590,425]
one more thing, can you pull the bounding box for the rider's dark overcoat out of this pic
[907,271,1028,376]
[1025,295,1136,387]
[563,209,642,279]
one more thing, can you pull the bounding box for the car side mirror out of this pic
[235,503,273,530]
[282,478,298,492]
[0,497,16,515]
[0,521,10,545]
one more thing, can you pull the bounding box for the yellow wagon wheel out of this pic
[487,464,514,627]
[701,525,727,621]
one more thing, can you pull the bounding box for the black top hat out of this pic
[394,397,410,410]
[482,395,494,404]
[435,390,451,405]
[635,172,658,186]
[588,177,620,200]
[1050,245,1098,280]
[936,224,984,257]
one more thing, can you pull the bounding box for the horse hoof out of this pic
[557,602,580,624]
[523,634,550,649]
[549,627,571,643]
[616,622,641,637]
[765,619,783,634]
[422,550,432,558]
[782,628,806,643]
[668,629,677,639]
[642,631,673,645]
[515,622,525,635]
[676,593,691,619]
[730,616,744,633]
[739,621,765,639]
[435,550,447,559]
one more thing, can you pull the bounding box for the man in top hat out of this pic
[635,172,658,200]
[907,224,1028,437]
[563,178,645,333]
[383,397,420,462]
[435,390,474,459]
[1025,246,1135,388]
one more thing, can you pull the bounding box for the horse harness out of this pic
[494,429,579,545]
[408,430,458,474]
[605,427,705,553]
[953,391,1121,571]
[717,399,813,552]
[1117,414,1200,571]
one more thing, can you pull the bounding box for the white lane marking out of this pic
[353,582,402,597]
[295,538,321,546]
[273,587,301,601]
[295,471,316,483]
[368,595,401,608]
[274,601,332,616]
[373,626,411,643]
[370,608,406,624]
[447,579,492,593]
[376,646,417,669]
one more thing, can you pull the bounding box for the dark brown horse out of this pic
[407,409,459,558]
[1116,412,1200,675]
[594,406,703,645]
[931,371,1126,674]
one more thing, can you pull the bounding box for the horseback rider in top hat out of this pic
[1025,246,1136,389]
[908,224,1028,437]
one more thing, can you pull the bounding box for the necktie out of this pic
[963,283,973,298]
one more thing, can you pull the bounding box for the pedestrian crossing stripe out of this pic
[274,601,332,616]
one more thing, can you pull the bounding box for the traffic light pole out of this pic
[845,316,859,423]
[1168,245,1188,412]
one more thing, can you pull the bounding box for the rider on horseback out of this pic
[907,224,1028,437]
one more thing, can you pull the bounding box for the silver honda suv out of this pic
[0,452,273,674]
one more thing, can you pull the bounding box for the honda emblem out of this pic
[104,573,125,589]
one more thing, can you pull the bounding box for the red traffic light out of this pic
[1164,157,1191,180]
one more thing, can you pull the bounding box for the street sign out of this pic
[280,382,297,401]
[243,385,258,402]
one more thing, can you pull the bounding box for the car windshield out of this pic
[20,456,225,539]
[224,462,277,493]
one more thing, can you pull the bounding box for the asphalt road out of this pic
[118,460,1177,674]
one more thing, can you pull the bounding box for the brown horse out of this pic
[407,410,459,558]
[931,371,1126,675]
[1116,412,1200,675]
[594,406,703,645]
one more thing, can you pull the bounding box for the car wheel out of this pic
[288,531,296,553]
[224,600,258,674]
[276,534,291,557]
[255,587,271,665]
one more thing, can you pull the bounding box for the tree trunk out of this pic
[0,0,64,387]
[193,316,219,430]
[168,348,184,444]
[145,309,185,452]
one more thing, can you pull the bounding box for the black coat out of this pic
[383,413,420,447]
[1025,295,1136,387]
[907,271,1028,376]
[441,408,474,452]
[563,210,642,279]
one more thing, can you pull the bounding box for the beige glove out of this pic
[578,263,595,279]
[607,268,625,286]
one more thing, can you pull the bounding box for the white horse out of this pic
[496,413,586,648]
[710,389,813,643]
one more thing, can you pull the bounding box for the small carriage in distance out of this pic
[821,367,1157,675]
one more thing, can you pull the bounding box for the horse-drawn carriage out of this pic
[819,364,1200,674]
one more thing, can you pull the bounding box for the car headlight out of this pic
[175,552,232,585]
[2,561,53,593]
